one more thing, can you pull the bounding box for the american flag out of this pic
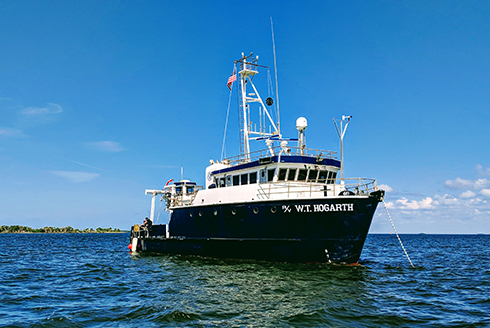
[227,67,237,90]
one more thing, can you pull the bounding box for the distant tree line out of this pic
[0,225,124,233]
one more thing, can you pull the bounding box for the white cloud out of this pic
[432,194,459,206]
[476,165,490,177]
[21,103,63,115]
[87,141,126,152]
[0,127,26,138]
[48,170,100,183]
[460,190,476,199]
[395,197,434,210]
[480,189,490,198]
[444,177,490,190]
[378,184,394,192]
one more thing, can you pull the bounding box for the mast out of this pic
[236,53,280,162]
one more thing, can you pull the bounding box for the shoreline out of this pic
[0,225,126,234]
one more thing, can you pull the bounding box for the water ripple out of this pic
[0,233,489,327]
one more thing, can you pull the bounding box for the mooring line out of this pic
[383,201,415,268]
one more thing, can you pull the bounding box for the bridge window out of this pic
[297,169,308,181]
[249,172,257,184]
[219,177,225,187]
[233,175,240,186]
[186,186,195,194]
[226,176,232,187]
[267,169,276,182]
[278,168,287,181]
[318,170,328,183]
[308,170,318,182]
[287,168,297,181]
[327,171,337,184]
[241,174,248,185]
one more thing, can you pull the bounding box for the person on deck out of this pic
[141,217,152,228]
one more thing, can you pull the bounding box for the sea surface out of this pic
[0,233,489,327]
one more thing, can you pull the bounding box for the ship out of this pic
[129,53,384,264]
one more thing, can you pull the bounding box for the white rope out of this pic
[221,70,234,161]
[383,201,415,268]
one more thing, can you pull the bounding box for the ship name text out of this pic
[282,203,354,213]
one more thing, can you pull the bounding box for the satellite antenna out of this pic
[296,117,307,155]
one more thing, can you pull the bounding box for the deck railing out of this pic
[256,178,378,200]
[224,146,337,166]
[165,186,203,208]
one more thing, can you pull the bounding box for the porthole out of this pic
[214,209,218,216]
[253,207,259,214]
[190,212,193,217]
[231,209,237,215]
[199,211,203,217]
[271,206,277,213]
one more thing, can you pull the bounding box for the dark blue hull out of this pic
[134,190,384,264]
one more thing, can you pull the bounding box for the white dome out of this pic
[296,117,308,132]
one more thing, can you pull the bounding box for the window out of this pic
[318,170,328,183]
[330,171,337,184]
[249,172,257,184]
[297,169,308,181]
[226,176,232,187]
[267,169,276,182]
[287,168,297,181]
[278,168,287,181]
[233,175,240,186]
[241,174,248,185]
[176,187,183,194]
[308,170,318,182]
[219,177,225,187]
[186,186,194,194]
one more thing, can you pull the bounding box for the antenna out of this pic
[270,17,280,134]
[333,115,352,182]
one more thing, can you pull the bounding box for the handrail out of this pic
[256,178,378,199]
[166,186,203,208]
[223,146,338,166]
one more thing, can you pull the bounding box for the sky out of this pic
[1,0,489,233]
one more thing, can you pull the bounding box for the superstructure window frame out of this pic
[278,168,287,181]
[267,168,276,182]
[287,168,297,181]
[240,173,248,185]
[297,169,308,181]
[318,170,328,183]
[308,169,319,182]
[249,172,257,184]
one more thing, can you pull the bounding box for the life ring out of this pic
[134,224,140,232]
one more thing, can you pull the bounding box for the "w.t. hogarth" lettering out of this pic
[292,203,354,213]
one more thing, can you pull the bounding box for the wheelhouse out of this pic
[207,153,340,190]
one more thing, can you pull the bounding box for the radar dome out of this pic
[296,117,308,132]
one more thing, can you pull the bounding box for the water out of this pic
[1,234,489,327]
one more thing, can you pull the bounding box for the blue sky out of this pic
[1,1,489,233]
